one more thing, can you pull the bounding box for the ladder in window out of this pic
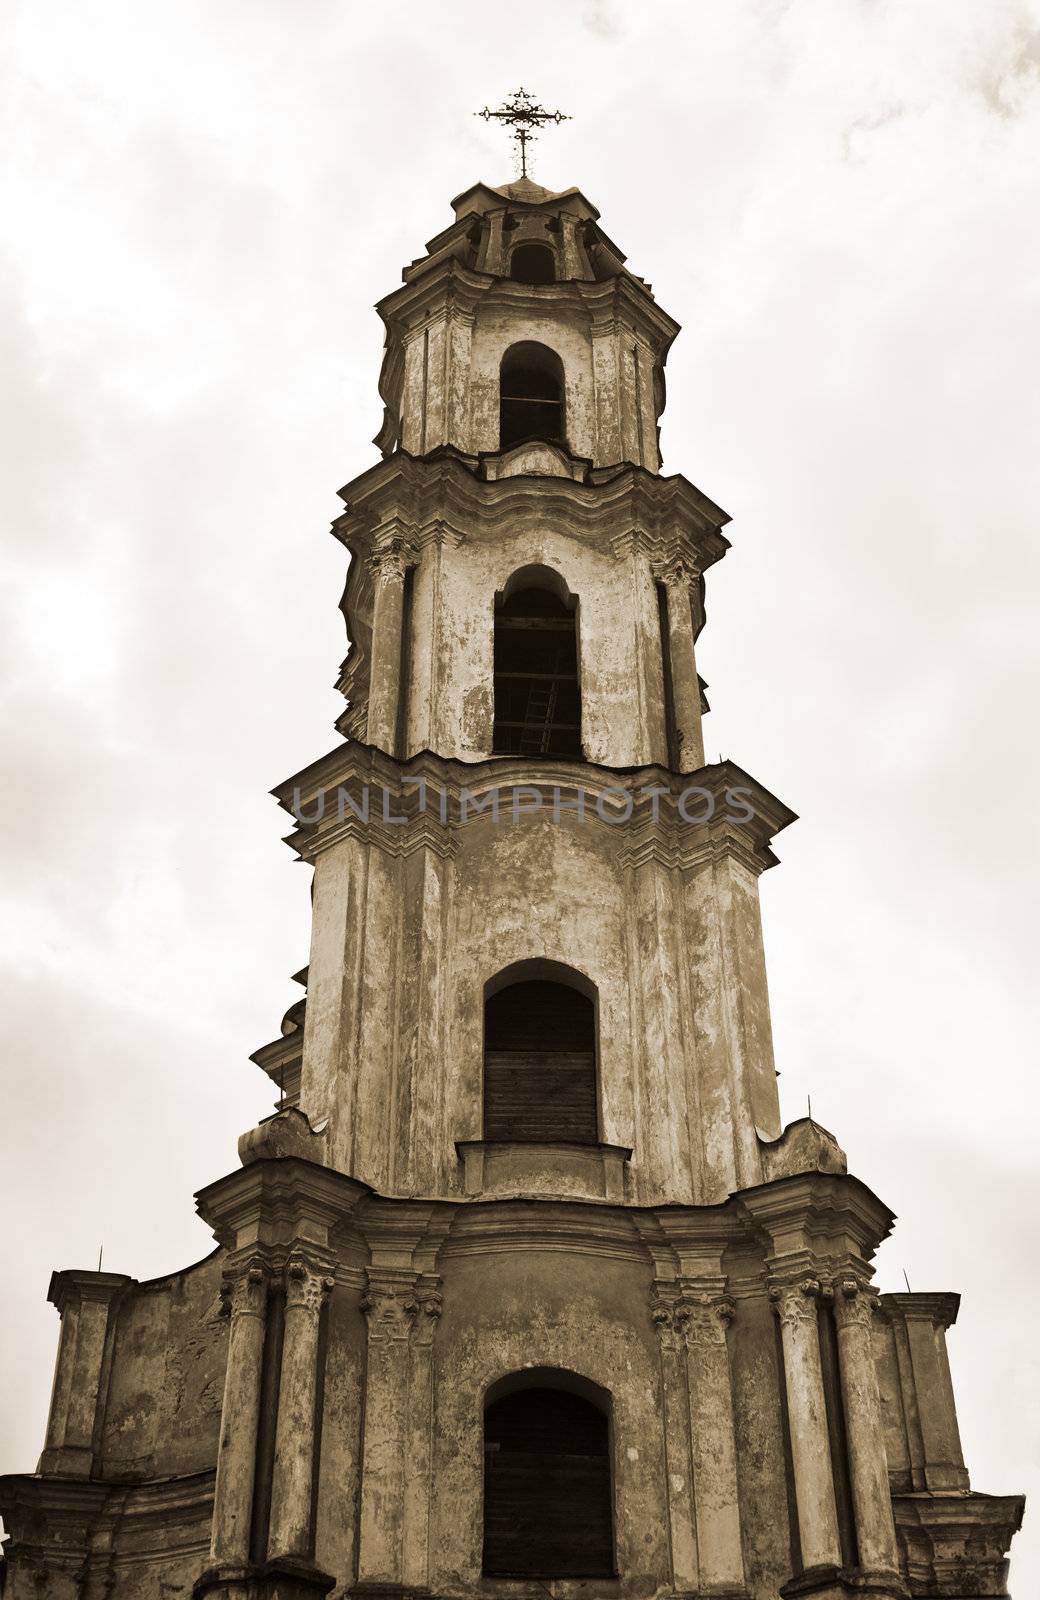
[518,678,560,754]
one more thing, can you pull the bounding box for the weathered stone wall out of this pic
[410,515,669,766]
[99,1251,227,1479]
[429,1248,670,1594]
[295,769,785,1207]
[1,1169,1021,1600]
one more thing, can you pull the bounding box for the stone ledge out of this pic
[455,1139,631,1202]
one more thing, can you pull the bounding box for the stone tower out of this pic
[0,177,1024,1600]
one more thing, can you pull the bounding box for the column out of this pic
[211,1257,268,1565]
[655,555,704,772]
[833,1280,900,1575]
[650,1291,699,1590]
[366,534,417,753]
[356,1276,419,1583]
[681,1293,746,1591]
[267,1255,335,1559]
[771,1278,843,1571]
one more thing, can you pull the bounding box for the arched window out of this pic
[483,1371,614,1577]
[483,968,597,1144]
[510,241,556,284]
[499,341,564,451]
[493,568,581,758]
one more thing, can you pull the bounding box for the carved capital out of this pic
[411,1288,444,1347]
[649,1288,684,1349]
[219,1257,268,1320]
[832,1276,878,1331]
[676,1291,736,1347]
[359,1281,422,1340]
[284,1256,335,1314]
[368,534,418,585]
[651,1284,734,1348]
[651,553,701,592]
[769,1278,822,1331]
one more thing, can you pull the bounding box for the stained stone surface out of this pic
[0,179,1022,1600]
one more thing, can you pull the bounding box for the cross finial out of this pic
[474,87,571,180]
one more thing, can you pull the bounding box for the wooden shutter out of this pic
[484,981,598,1144]
[483,1387,614,1578]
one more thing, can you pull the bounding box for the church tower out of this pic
[0,156,1024,1600]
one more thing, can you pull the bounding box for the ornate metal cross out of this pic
[474,87,571,179]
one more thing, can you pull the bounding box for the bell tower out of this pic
[280,170,787,1212]
[0,151,1024,1600]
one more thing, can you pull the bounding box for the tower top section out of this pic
[373,179,677,475]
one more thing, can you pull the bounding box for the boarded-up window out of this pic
[484,978,597,1144]
[493,585,581,758]
[483,1384,614,1577]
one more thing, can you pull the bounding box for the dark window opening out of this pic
[511,242,556,284]
[493,583,581,758]
[483,1383,614,1577]
[484,978,597,1144]
[499,341,564,451]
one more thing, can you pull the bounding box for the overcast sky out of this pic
[2,0,1038,1585]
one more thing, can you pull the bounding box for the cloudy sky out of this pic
[2,0,1038,1584]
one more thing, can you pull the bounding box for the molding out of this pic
[47,1269,134,1315]
[334,450,729,562]
[879,1291,960,1330]
[271,744,796,876]
[892,1490,1024,1597]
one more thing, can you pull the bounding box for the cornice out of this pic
[194,1156,369,1257]
[269,744,796,872]
[47,1269,134,1315]
[334,449,731,558]
[376,256,678,352]
[439,1199,650,1263]
[880,1290,961,1330]
[0,1467,215,1530]
[736,1171,896,1277]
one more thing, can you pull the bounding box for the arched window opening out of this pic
[483,1375,614,1577]
[510,241,556,284]
[484,975,597,1144]
[493,574,581,758]
[499,342,564,451]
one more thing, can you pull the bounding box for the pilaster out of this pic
[680,1291,745,1593]
[355,1276,423,1586]
[649,1245,747,1599]
[367,531,418,754]
[881,1292,968,1493]
[39,1270,132,1479]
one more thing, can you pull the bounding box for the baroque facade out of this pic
[0,176,1024,1600]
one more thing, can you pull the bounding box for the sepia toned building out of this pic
[0,173,1024,1600]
